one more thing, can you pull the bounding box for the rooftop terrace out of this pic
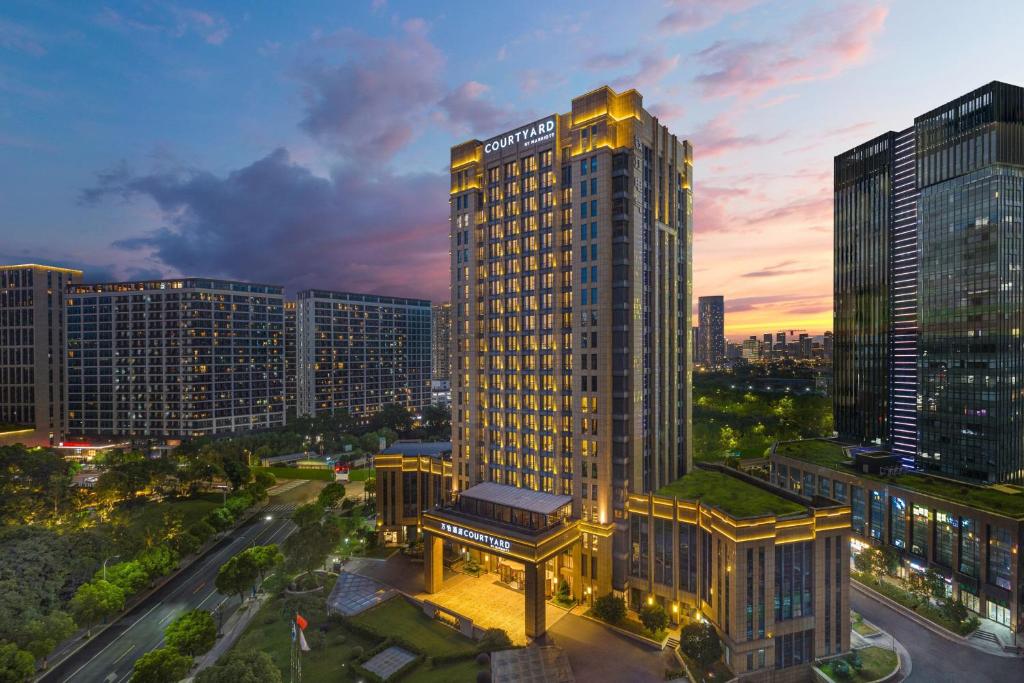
[774,439,1024,519]
[657,469,807,519]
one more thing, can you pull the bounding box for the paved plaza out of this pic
[362,645,418,680]
[491,645,574,683]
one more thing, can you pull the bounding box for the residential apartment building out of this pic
[0,264,81,443]
[284,300,297,418]
[697,295,725,366]
[296,290,431,421]
[449,85,692,598]
[65,278,285,439]
[431,301,452,383]
[835,81,1024,482]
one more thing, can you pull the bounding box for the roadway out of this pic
[44,481,319,683]
[851,588,1024,682]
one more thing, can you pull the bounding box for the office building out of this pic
[835,81,1024,482]
[773,439,1022,635]
[742,336,760,361]
[698,295,725,366]
[447,85,693,611]
[0,264,82,443]
[431,301,452,383]
[65,278,285,439]
[284,300,297,418]
[296,290,431,421]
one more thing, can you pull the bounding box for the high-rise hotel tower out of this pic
[836,81,1024,483]
[449,86,693,591]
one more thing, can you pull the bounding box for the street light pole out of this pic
[102,554,121,581]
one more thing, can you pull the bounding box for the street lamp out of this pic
[102,554,121,581]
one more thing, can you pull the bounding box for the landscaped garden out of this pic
[851,612,879,637]
[226,587,499,682]
[818,646,898,683]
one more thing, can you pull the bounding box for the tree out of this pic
[363,477,377,504]
[878,547,900,576]
[639,603,669,635]
[941,598,968,624]
[556,578,572,605]
[100,560,150,595]
[70,580,125,635]
[245,545,283,583]
[215,554,259,604]
[283,522,341,584]
[317,482,345,509]
[252,470,276,491]
[21,610,76,668]
[195,649,282,683]
[0,641,35,683]
[291,502,324,528]
[679,622,722,667]
[164,609,216,656]
[130,646,192,683]
[853,548,875,574]
[924,569,947,601]
[371,404,412,435]
[592,594,626,624]
[421,404,451,438]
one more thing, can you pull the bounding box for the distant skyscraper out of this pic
[741,336,759,361]
[762,333,773,359]
[836,81,1024,483]
[431,302,452,383]
[0,264,81,442]
[697,295,724,366]
[66,278,284,439]
[296,290,431,421]
[284,300,297,418]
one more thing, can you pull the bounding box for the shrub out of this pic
[593,594,626,624]
[832,659,851,678]
[164,609,216,656]
[679,622,722,668]
[475,652,490,666]
[478,628,512,652]
[350,645,364,659]
[846,649,862,671]
[639,603,669,635]
[189,520,217,544]
[556,578,571,604]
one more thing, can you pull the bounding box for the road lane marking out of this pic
[111,644,134,664]
[192,580,206,594]
[63,518,297,681]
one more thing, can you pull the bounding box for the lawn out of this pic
[584,610,664,641]
[255,466,334,481]
[348,467,372,481]
[773,439,850,467]
[851,612,879,637]
[819,646,898,683]
[406,658,481,683]
[353,596,478,658]
[229,574,377,682]
[657,469,806,518]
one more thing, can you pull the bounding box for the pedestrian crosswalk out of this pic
[262,503,298,514]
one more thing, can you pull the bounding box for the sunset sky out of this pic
[2,0,1021,338]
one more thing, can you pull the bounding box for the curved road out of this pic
[851,589,1024,682]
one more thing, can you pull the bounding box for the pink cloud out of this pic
[689,113,785,158]
[659,0,763,34]
[693,2,889,99]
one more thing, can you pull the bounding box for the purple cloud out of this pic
[82,148,449,301]
[658,0,762,34]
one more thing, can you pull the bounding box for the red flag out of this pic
[295,613,308,631]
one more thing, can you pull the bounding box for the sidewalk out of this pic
[852,579,1021,659]
[186,593,270,680]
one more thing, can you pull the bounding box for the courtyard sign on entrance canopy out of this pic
[438,521,511,552]
[483,116,557,157]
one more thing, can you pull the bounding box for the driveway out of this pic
[547,613,674,682]
[852,589,1024,682]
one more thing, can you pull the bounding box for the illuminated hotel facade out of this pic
[449,86,693,597]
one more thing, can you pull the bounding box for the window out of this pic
[590,199,597,216]
[959,517,979,577]
[934,511,956,567]
[580,159,587,175]
[630,515,649,579]
[988,526,1013,590]
[911,505,929,558]
[590,177,597,194]
[869,490,884,540]
[833,480,846,503]
[774,541,813,621]
[678,523,697,592]
[590,222,597,239]
[580,181,588,198]
[851,486,865,535]
[653,518,673,585]
[581,203,588,219]
[890,496,906,549]
[590,156,597,173]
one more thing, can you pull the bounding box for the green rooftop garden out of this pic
[875,473,1024,519]
[657,469,806,519]
[773,439,850,467]
[775,439,1024,519]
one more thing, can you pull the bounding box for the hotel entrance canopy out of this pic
[421,482,579,564]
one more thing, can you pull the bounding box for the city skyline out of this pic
[5,1,1024,337]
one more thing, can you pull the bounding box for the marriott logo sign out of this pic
[484,116,556,156]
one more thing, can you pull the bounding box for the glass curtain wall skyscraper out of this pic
[835,81,1024,483]
[697,295,725,366]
